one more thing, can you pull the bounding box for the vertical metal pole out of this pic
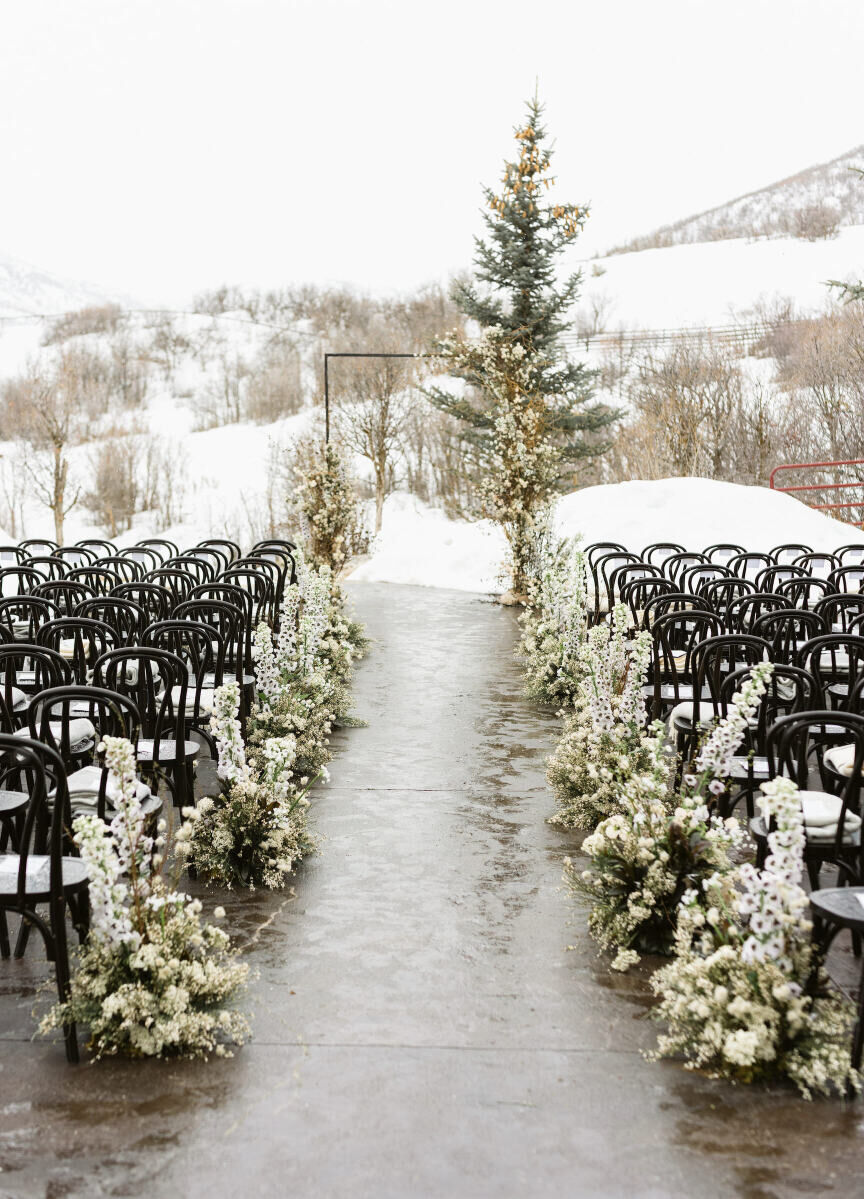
[324,354,330,444]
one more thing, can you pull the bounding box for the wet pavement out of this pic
[2,582,864,1198]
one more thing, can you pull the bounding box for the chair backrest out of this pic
[93,555,145,584]
[75,597,147,643]
[648,608,726,715]
[680,564,732,596]
[770,542,813,564]
[182,546,229,576]
[163,556,214,586]
[641,542,686,566]
[137,538,180,560]
[0,735,70,898]
[663,552,710,585]
[118,545,162,573]
[728,552,776,580]
[36,617,119,684]
[619,577,676,627]
[65,567,121,597]
[585,542,628,569]
[0,596,60,643]
[75,538,118,557]
[51,545,97,569]
[689,634,772,725]
[23,555,68,582]
[197,538,241,563]
[795,634,864,709]
[754,564,806,593]
[775,575,833,609]
[142,619,224,692]
[814,593,864,634]
[835,544,864,566]
[828,565,864,595]
[0,566,42,598]
[112,581,173,624]
[173,598,245,678]
[0,643,72,732]
[766,710,864,846]
[250,538,298,555]
[725,592,790,633]
[27,685,140,779]
[32,579,96,615]
[793,552,840,577]
[641,591,712,628]
[700,576,755,615]
[144,568,195,606]
[750,608,827,663]
[20,538,58,556]
[702,543,745,566]
[720,663,819,748]
[92,646,187,752]
[219,568,275,627]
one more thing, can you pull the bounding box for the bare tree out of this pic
[9,364,82,542]
[335,353,414,533]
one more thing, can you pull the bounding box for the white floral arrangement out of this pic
[549,604,655,829]
[569,664,774,971]
[520,540,589,707]
[175,682,314,890]
[41,736,249,1058]
[248,551,360,780]
[650,775,861,1098]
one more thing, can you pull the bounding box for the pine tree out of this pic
[428,94,617,473]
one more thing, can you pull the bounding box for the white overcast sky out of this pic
[1,0,862,304]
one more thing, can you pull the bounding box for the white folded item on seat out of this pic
[824,744,863,777]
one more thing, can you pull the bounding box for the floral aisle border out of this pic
[520,540,860,1099]
[177,553,365,890]
[41,552,366,1059]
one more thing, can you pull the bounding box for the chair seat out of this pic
[0,789,27,816]
[137,738,200,762]
[669,700,717,730]
[825,744,863,778]
[169,685,214,717]
[12,718,96,753]
[726,754,770,780]
[64,765,152,816]
[753,791,862,846]
[0,853,89,897]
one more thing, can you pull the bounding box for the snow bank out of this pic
[554,477,856,555]
[349,478,860,594]
[348,492,505,592]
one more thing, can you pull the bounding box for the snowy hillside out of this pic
[0,249,128,317]
[609,143,864,254]
[571,224,864,330]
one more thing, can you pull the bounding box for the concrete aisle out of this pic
[1,583,863,1198]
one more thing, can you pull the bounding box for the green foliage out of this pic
[428,94,617,476]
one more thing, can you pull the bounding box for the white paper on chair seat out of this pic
[824,744,863,777]
[0,853,50,889]
[800,790,862,831]
[65,765,151,806]
[4,686,27,711]
[170,685,214,714]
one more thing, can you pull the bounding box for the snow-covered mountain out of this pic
[0,250,127,318]
[609,143,864,255]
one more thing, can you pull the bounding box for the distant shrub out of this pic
[790,203,840,241]
[42,304,124,345]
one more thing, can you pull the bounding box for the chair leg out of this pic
[49,894,78,1064]
[14,913,32,959]
[0,910,9,959]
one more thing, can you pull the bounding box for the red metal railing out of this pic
[770,459,864,525]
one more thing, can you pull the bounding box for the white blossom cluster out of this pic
[41,736,249,1059]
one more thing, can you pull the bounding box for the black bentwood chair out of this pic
[0,736,89,1061]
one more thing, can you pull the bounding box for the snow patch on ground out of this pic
[348,492,505,592]
[349,478,859,594]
